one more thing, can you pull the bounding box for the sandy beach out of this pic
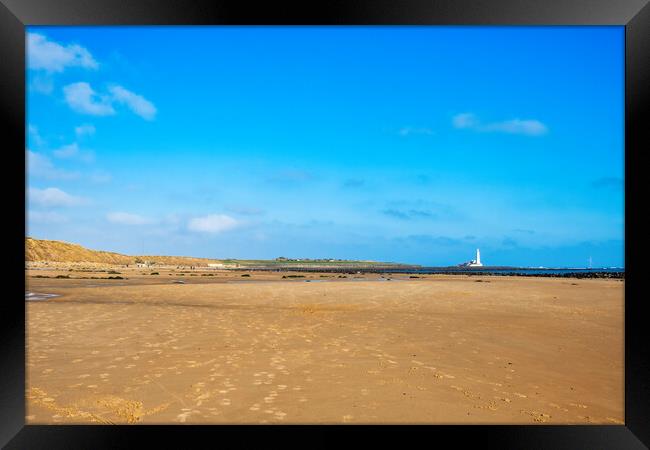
[25,269,624,424]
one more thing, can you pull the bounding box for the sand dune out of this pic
[26,237,222,266]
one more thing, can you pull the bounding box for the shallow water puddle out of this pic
[26,292,60,301]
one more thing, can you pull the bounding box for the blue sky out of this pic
[26,26,624,267]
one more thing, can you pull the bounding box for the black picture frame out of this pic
[2,0,648,448]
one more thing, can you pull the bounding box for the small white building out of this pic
[208,263,225,268]
[459,249,483,267]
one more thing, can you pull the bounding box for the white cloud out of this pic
[399,127,434,136]
[452,113,548,136]
[52,142,95,163]
[188,214,239,234]
[63,83,156,120]
[52,142,79,159]
[482,119,548,136]
[28,187,87,207]
[75,124,96,137]
[27,124,45,147]
[27,33,98,73]
[452,113,479,129]
[108,85,157,120]
[27,150,79,180]
[63,82,115,116]
[107,212,153,225]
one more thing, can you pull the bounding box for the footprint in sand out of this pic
[549,403,569,412]
[176,410,199,423]
[570,402,588,409]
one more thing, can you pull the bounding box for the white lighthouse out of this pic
[459,248,484,267]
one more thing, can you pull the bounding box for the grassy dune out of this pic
[26,237,222,267]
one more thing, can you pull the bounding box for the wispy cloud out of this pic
[108,85,157,120]
[513,228,536,235]
[27,150,79,180]
[27,125,45,148]
[52,143,79,159]
[63,82,115,116]
[383,209,437,220]
[107,212,153,225]
[27,33,98,73]
[452,113,548,136]
[502,237,519,248]
[63,82,157,120]
[382,200,460,221]
[399,127,434,136]
[28,187,87,207]
[452,113,479,129]
[188,214,240,233]
[75,124,96,138]
[52,142,94,163]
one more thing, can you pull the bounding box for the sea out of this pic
[385,267,625,277]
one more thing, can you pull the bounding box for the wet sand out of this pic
[26,270,624,424]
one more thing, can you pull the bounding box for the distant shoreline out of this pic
[222,266,625,279]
